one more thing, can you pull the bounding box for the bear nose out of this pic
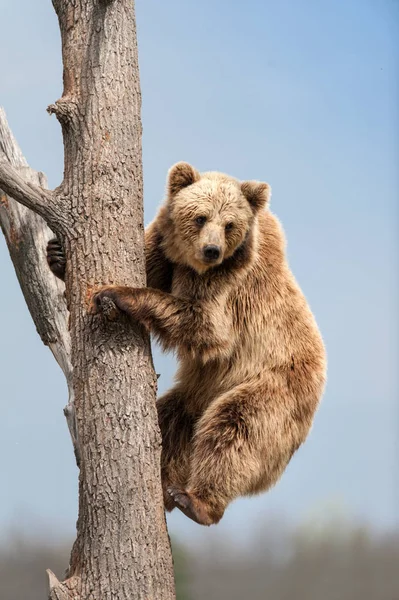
[203,245,221,261]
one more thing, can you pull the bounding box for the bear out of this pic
[47,162,326,526]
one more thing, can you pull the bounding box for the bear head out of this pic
[162,162,271,274]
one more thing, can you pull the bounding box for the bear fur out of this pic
[48,162,327,526]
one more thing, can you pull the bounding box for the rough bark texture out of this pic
[0,0,176,598]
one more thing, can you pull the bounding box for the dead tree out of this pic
[0,1,176,599]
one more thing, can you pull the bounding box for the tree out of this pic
[0,1,176,599]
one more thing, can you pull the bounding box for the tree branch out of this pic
[0,157,62,228]
[0,106,80,466]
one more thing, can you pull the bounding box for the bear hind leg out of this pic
[157,389,195,512]
[169,382,297,526]
[169,384,267,525]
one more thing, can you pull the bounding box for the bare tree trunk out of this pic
[0,1,176,598]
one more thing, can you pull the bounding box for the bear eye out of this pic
[225,222,234,231]
[195,216,207,226]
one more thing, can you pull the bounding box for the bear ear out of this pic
[241,181,271,212]
[168,162,200,197]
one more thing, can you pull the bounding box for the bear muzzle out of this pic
[203,245,221,263]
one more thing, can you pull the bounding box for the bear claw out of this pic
[46,238,66,280]
[167,486,213,526]
[88,287,121,321]
[167,487,190,509]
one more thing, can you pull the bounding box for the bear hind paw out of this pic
[167,486,223,526]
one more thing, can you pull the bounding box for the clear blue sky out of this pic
[0,0,398,545]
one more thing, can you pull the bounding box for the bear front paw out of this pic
[88,285,128,320]
[46,238,66,281]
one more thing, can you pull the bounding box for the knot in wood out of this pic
[47,99,78,127]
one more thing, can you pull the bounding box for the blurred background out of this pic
[0,0,398,598]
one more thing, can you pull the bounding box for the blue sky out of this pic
[0,0,398,544]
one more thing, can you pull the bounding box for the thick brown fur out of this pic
[49,162,326,526]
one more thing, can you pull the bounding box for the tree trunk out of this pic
[0,1,176,598]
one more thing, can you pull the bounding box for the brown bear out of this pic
[47,162,326,526]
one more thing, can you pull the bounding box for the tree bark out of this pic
[0,108,79,463]
[0,1,176,598]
